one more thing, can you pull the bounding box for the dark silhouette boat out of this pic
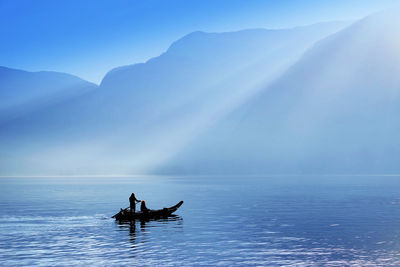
[112,201,184,221]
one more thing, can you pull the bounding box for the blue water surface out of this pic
[1,175,400,266]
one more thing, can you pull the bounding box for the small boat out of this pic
[112,201,184,221]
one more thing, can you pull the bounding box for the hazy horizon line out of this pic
[2,173,400,179]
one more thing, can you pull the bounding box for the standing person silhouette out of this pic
[129,193,141,213]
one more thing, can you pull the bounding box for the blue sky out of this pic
[0,0,398,83]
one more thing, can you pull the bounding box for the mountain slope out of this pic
[157,10,400,175]
[100,23,349,117]
[0,66,96,122]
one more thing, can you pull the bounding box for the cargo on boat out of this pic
[112,201,184,220]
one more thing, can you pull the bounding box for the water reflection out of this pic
[116,215,183,230]
[116,216,183,254]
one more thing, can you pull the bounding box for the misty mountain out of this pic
[100,23,349,116]
[157,10,400,175]
[0,66,96,122]
[0,22,348,175]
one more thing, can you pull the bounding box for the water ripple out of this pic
[2,176,400,265]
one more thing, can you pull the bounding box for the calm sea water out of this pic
[1,175,400,266]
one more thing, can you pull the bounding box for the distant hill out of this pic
[0,66,96,122]
[157,10,400,175]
